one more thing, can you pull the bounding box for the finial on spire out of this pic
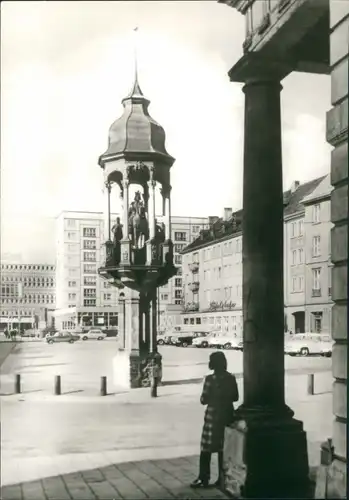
[133,27,139,83]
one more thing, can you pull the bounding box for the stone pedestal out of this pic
[113,288,162,389]
[223,417,309,499]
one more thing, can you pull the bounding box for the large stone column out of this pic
[104,181,111,242]
[223,62,309,499]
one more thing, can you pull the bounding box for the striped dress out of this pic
[200,371,239,453]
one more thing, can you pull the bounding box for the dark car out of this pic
[175,332,207,347]
[46,332,80,344]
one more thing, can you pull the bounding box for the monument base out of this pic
[112,349,162,390]
[223,416,310,499]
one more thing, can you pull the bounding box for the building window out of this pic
[103,282,110,288]
[68,293,76,301]
[83,264,96,274]
[68,281,77,288]
[67,232,77,240]
[174,243,186,253]
[84,276,96,286]
[313,204,321,224]
[67,219,76,227]
[83,240,96,250]
[175,278,182,288]
[174,232,187,241]
[291,222,297,238]
[298,248,304,264]
[174,255,182,265]
[312,268,321,296]
[104,293,111,300]
[312,312,323,333]
[84,288,96,298]
[312,236,321,257]
[69,268,78,277]
[83,227,97,238]
[292,250,297,265]
[83,251,96,262]
[175,290,182,299]
[192,225,200,233]
[84,299,96,307]
[160,293,169,301]
[291,277,297,293]
[298,220,304,236]
[174,300,182,305]
[298,276,304,292]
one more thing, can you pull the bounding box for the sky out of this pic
[1,1,331,262]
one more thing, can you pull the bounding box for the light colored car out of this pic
[80,329,107,341]
[46,332,80,344]
[193,332,218,348]
[284,334,333,357]
[209,334,241,350]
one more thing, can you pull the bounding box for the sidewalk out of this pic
[2,455,227,500]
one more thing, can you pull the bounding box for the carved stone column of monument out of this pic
[150,289,157,353]
[223,65,309,499]
[148,179,156,239]
[163,186,172,241]
[120,177,131,265]
[104,181,112,242]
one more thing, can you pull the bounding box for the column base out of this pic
[223,414,310,498]
[112,349,162,390]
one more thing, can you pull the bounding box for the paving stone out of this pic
[115,462,137,472]
[88,481,119,499]
[108,477,146,499]
[41,477,71,500]
[81,469,105,483]
[2,485,23,500]
[62,475,96,500]
[21,481,47,500]
[99,465,125,480]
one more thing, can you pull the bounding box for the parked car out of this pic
[157,334,167,345]
[21,329,37,338]
[284,334,333,357]
[193,332,219,348]
[46,332,80,344]
[80,329,107,341]
[175,332,207,347]
[209,334,241,350]
[236,339,243,351]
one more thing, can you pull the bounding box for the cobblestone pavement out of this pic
[1,455,227,500]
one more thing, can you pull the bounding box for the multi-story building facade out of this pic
[182,177,333,336]
[303,174,333,333]
[283,176,331,333]
[0,262,56,331]
[54,210,208,331]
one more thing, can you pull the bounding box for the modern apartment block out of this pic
[54,210,208,331]
[0,262,56,331]
[182,176,333,336]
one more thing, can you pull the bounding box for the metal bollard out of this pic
[15,374,21,394]
[54,375,61,395]
[150,375,158,398]
[100,376,107,396]
[307,373,314,395]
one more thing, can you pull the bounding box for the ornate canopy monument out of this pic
[98,30,177,389]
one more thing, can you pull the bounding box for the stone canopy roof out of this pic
[182,175,326,255]
[98,71,174,167]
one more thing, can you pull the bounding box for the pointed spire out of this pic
[122,27,148,103]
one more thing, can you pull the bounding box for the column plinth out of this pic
[222,71,309,499]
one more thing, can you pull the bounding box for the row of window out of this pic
[68,279,111,288]
[68,292,112,300]
[290,205,322,238]
[1,264,55,271]
[202,239,242,262]
[203,285,242,304]
[1,277,54,285]
[1,310,34,317]
[1,297,55,304]
[291,268,331,294]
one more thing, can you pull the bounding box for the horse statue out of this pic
[128,191,149,249]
